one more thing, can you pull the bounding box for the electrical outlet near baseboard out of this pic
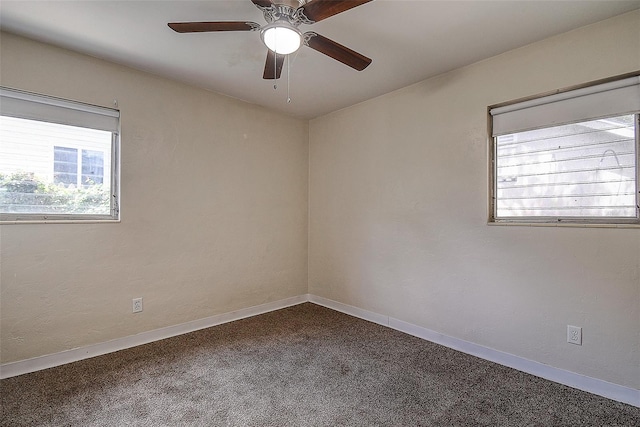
[132,297,143,313]
[567,325,582,345]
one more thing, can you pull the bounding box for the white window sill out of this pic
[487,221,640,229]
[0,219,120,225]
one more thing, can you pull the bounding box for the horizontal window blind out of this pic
[495,115,637,218]
[490,75,640,136]
[0,87,119,133]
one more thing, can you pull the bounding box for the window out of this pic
[489,74,640,225]
[0,87,119,222]
[52,147,106,188]
[54,146,78,186]
[81,149,104,186]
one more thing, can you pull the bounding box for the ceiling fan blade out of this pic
[304,32,371,71]
[263,50,285,80]
[300,0,372,23]
[168,22,261,33]
[250,0,273,8]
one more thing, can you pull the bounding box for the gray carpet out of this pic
[1,303,638,426]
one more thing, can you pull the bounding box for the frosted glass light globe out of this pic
[262,24,302,55]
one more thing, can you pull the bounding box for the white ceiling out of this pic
[1,0,639,119]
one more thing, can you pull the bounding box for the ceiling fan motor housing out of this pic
[257,1,314,26]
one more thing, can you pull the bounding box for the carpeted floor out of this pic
[1,303,639,426]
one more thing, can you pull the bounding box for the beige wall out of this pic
[1,10,639,392]
[0,32,309,363]
[309,11,640,389]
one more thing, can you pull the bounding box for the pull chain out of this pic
[287,54,291,103]
[273,52,278,90]
[273,33,278,90]
[274,52,278,90]
[272,49,299,102]
[286,49,300,104]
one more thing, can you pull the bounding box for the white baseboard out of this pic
[3,293,638,408]
[308,294,639,408]
[0,294,308,380]
[308,294,389,326]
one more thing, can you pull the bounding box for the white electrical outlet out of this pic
[132,297,143,313]
[567,325,582,345]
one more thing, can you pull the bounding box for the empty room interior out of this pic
[0,0,639,425]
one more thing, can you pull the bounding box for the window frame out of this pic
[488,73,640,227]
[0,87,120,224]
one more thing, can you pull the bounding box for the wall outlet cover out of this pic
[567,325,582,345]
[132,297,143,313]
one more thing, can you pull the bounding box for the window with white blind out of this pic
[0,87,120,222]
[489,74,640,225]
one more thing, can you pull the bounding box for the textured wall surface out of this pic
[309,11,640,389]
[0,32,309,363]
[2,10,639,394]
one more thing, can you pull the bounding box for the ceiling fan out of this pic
[168,0,373,80]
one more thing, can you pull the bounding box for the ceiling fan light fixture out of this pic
[261,22,302,55]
